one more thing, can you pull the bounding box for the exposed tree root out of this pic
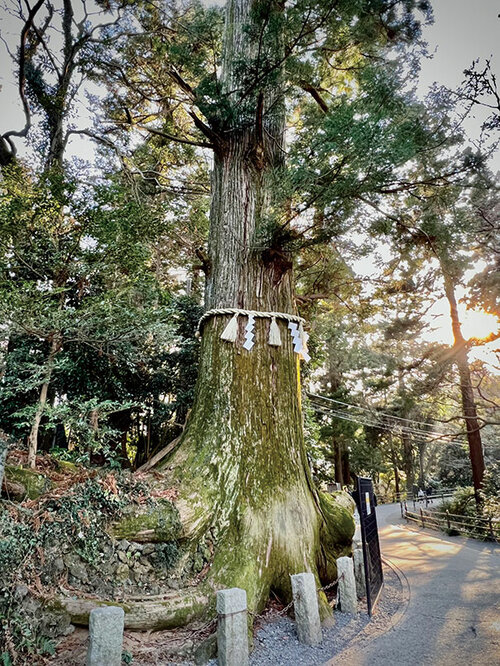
[53,488,354,631]
[56,589,209,631]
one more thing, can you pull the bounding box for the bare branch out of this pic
[187,110,221,147]
[1,0,46,149]
[130,121,214,150]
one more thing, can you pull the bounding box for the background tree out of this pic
[366,142,499,501]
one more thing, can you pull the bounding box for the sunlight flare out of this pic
[460,309,499,342]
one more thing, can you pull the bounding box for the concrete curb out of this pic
[380,557,410,631]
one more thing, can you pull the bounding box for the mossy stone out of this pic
[4,465,52,499]
[111,500,182,543]
[317,491,356,581]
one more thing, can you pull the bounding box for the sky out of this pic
[419,0,499,92]
[418,0,500,171]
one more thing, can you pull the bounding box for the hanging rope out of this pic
[197,307,305,333]
[197,308,310,360]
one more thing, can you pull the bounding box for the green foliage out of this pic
[154,542,181,570]
[122,650,134,665]
[436,441,473,488]
[441,486,477,518]
[480,463,500,519]
[0,157,205,466]
[350,435,388,478]
[440,481,499,541]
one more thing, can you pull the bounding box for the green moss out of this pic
[56,460,78,473]
[4,465,52,499]
[111,500,182,542]
[55,599,133,626]
[317,490,355,581]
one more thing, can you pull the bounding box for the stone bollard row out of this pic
[290,572,323,646]
[87,606,124,666]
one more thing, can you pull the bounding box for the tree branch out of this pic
[299,81,328,113]
[1,0,46,156]
[134,122,214,150]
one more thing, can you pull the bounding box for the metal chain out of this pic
[318,572,344,593]
[215,573,344,625]
[246,574,343,621]
[248,597,295,621]
[276,598,295,617]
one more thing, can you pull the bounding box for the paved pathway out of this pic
[327,503,500,666]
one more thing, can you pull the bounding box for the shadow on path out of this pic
[326,504,500,666]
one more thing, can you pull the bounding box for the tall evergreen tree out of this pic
[85,0,449,622]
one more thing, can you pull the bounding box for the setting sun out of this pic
[460,309,500,342]
[426,299,499,348]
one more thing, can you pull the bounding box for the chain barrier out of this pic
[245,573,343,622]
[318,572,343,593]
[248,598,295,621]
[245,574,344,620]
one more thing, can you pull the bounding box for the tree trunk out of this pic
[401,431,414,495]
[342,444,351,486]
[391,441,400,497]
[57,0,353,630]
[418,440,426,488]
[157,0,354,616]
[443,272,485,503]
[27,336,59,468]
[334,439,344,486]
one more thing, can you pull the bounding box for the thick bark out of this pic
[27,336,59,468]
[59,0,354,630]
[443,272,485,502]
[158,0,354,616]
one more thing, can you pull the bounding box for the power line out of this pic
[310,404,436,446]
[307,392,443,430]
[309,401,462,445]
[308,392,459,438]
[310,405,458,446]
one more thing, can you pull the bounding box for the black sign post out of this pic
[357,476,383,615]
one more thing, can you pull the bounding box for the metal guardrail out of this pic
[402,505,499,543]
[376,489,457,506]
[393,488,457,503]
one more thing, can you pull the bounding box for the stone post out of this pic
[216,587,249,666]
[336,556,357,614]
[290,572,322,646]
[87,606,124,666]
[353,548,366,599]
